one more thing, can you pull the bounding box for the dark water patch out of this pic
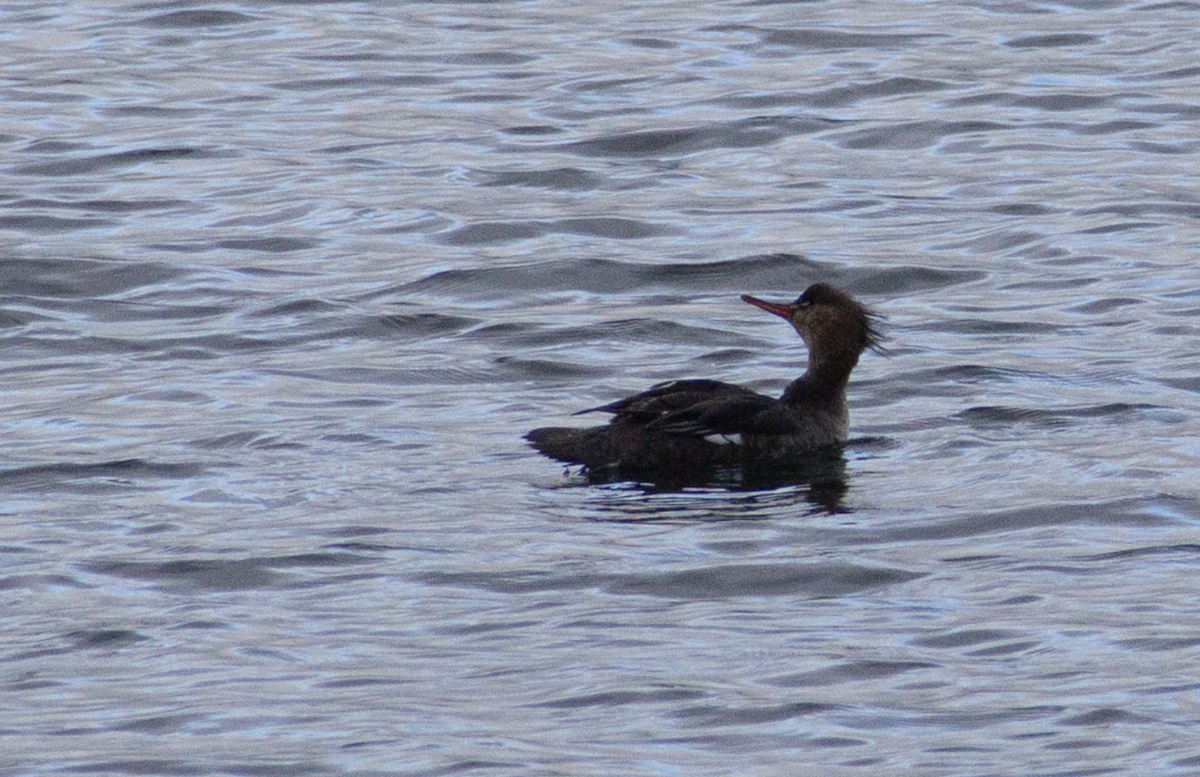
[1076,221,1159,234]
[322,540,406,553]
[501,125,564,136]
[60,761,211,775]
[420,563,920,599]
[536,687,705,709]
[317,677,411,689]
[1078,544,1200,562]
[944,91,1114,113]
[480,167,605,190]
[924,318,1068,335]
[189,430,288,450]
[769,660,938,688]
[11,197,188,213]
[0,215,115,233]
[493,356,614,381]
[760,28,940,50]
[111,713,206,734]
[695,348,758,363]
[0,574,89,591]
[557,116,837,158]
[1001,276,1097,291]
[216,237,321,253]
[567,76,655,94]
[1125,101,1200,121]
[1079,201,1200,218]
[1121,63,1200,81]
[66,629,149,649]
[266,552,377,568]
[958,403,1157,429]
[432,619,543,636]
[468,318,763,348]
[0,257,184,298]
[721,77,953,110]
[174,623,229,633]
[39,298,235,324]
[832,498,1186,547]
[403,253,981,300]
[556,217,676,239]
[266,355,612,385]
[442,50,539,66]
[831,120,1012,150]
[82,559,280,590]
[436,221,545,245]
[605,563,921,598]
[417,569,600,595]
[1071,120,1157,135]
[82,553,372,592]
[19,139,90,154]
[437,217,675,245]
[135,10,258,28]
[403,254,811,296]
[0,304,53,326]
[100,106,205,119]
[1069,297,1143,313]
[0,459,204,490]
[1005,34,1100,48]
[853,266,987,295]
[271,75,445,91]
[626,37,676,49]
[3,89,88,105]
[912,629,1022,649]
[675,701,835,726]
[1117,636,1200,652]
[1161,376,1200,394]
[12,147,214,177]
[248,298,343,318]
[371,312,481,338]
[1060,708,1152,726]
[15,332,290,359]
[1018,94,1114,112]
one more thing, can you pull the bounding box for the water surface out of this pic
[3,1,1200,774]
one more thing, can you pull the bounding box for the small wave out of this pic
[0,256,185,298]
[1005,33,1100,48]
[0,459,204,487]
[402,253,982,299]
[958,403,1158,428]
[436,217,676,246]
[135,10,257,28]
[479,167,604,191]
[557,116,838,158]
[468,318,762,348]
[12,147,215,177]
[419,562,921,599]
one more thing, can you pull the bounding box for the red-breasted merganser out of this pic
[526,283,882,476]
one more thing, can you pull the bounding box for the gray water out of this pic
[3,1,1200,775]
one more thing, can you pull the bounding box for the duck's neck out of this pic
[780,349,859,406]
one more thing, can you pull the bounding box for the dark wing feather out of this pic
[574,379,761,423]
[648,393,799,437]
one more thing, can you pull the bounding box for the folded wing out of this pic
[577,379,797,439]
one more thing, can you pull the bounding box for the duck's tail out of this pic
[524,426,596,465]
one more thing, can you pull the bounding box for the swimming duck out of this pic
[526,282,881,476]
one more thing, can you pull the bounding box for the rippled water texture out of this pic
[3,1,1200,775]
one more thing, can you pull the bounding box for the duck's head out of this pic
[741,283,882,359]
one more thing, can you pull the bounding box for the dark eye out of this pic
[795,295,811,308]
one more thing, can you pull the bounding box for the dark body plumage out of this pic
[525,283,881,479]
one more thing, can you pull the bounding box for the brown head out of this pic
[741,283,882,368]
